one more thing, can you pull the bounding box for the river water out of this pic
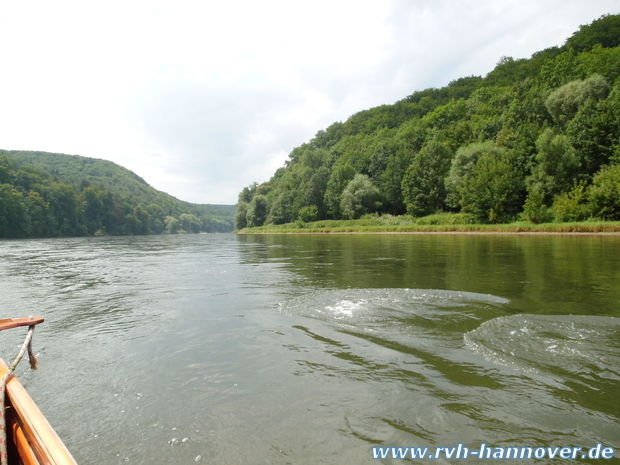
[0,233,618,464]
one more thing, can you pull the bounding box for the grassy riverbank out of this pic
[236,213,620,234]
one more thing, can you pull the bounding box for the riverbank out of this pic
[237,216,620,234]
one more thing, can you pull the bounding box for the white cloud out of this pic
[0,0,617,204]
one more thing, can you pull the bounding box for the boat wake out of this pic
[278,288,510,355]
[280,288,508,325]
[464,313,620,399]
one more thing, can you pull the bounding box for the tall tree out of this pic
[402,140,452,216]
[545,74,609,126]
[324,164,356,219]
[235,202,249,230]
[458,153,523,223]
[588,164,620,220]
[246,195,269,227]
[0,184,29,238]
[527,129,579,203]
[340,174,381,220]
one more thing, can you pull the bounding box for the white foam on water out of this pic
[280,288,509,320]
[279,288,511,351]
[325,299,367,318]
[465,314,620,379]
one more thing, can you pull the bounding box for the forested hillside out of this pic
[236,14,620,228]
[0,150,234,238]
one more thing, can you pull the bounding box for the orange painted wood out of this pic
[10,420,39,465]
[0,360,77,464]
[0,318,44,332]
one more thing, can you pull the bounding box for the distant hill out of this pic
[0,150,235,238]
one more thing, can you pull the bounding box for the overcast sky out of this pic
[1,1,618,205]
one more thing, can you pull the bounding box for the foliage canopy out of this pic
[236,14,620,228]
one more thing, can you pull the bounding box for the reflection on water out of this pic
[0,234,618,464]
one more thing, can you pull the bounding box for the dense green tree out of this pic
[266,191,295,225]
[0,184,29,238]
[0,156,18,184]
[458,153,523,223]
[123,214,142,235]
[538,49,581,88]
[446,141,506,208]
[165,216,180,234]
[297,205,318,223]
[340,174,381,220]
[422,98,469,131]
[379,151,411,215]
[235,202,249,229]
[330,134,375,174]
[133,206,151,235]
[311,123,345,149]
[238,183,258,204]
[246,195,269,227]
[367,140,391,182]
[396,119,429,155]
[47,183,85,236]
[465,86,515,142]
[551,183,591,222]
[588,164,620,219]
[179,213,202,233]
[545,74,609,126]
[82,186,118,235]
[402,141,452,216]
[202,216,229,233]
[527,129,579,203]
[502,79,551,132]
[575,45,620,83]
[145,203,165,234]
[566,83,620,175]
[520,190,553,223]
[324,164,356,219]
[303,166,330,219]
[25,191,53,237]
[14,166,48,191]
[150,218,165,234]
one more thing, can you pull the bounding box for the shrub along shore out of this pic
[236,213,620,234]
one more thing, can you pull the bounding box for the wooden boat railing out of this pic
[0,318,77,465]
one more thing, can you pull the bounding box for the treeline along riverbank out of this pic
[236,214,620,234]
[0,150,235,238]
[236,14,620,231]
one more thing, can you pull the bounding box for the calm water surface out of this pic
[0,234,618,464]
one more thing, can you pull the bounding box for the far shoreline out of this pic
[235,216,620,236]
[237,230,620,236]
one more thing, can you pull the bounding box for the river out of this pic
[0,233,618,464]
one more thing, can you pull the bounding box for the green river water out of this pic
[0,234,618,464]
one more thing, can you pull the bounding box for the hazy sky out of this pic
[1,1,618,205]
